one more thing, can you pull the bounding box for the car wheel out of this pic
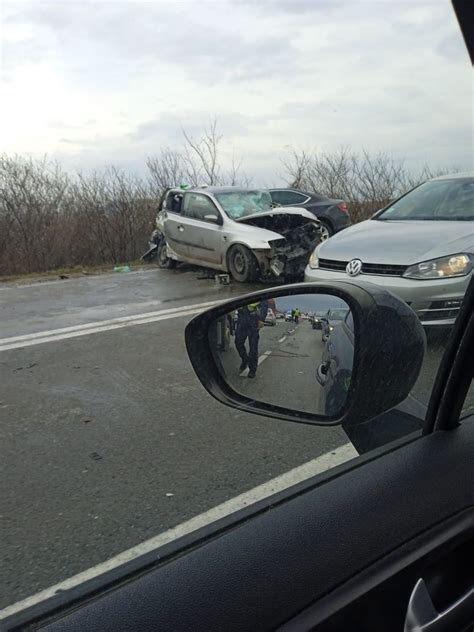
[227,245,259,283]
[157,239,176,269]
[319,220,333,241]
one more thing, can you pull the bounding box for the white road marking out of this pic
[278,336,287,343]
[239,349,272,376]
[0,300,223,352]
[258,350,272,365]
[0,442,357,620]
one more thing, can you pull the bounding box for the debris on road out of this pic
[113,265,131,273]
[89,452,103,461]
[13,363,37,372]
[215,274,231,287]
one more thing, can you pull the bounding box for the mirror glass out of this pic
[208,293,354,417]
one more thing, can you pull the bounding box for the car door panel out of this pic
[174,193,226,265]
[162,211,191,259]
[184,217,226,266]
[12,423,472,632]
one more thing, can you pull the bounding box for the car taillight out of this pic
[337,202,349,215]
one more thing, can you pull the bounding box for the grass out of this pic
[0,260,147,284]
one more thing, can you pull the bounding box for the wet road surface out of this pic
[0,266,448,608]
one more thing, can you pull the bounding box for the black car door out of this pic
[4,280,473,632]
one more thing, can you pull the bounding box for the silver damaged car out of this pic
[147,187,322,282]
[305,174,473,325]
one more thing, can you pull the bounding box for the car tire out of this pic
[319,220,334,241]
[157,239,176,269]
[227,245,259,283]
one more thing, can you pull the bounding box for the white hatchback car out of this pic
[305,174,473,325]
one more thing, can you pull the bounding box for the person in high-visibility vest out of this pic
[294,307,301,324]
[235,301,268,378]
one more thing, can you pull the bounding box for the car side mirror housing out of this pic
[204,214,222,224]
[185,281,426,428]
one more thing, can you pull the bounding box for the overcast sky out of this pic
[1,0,472,184]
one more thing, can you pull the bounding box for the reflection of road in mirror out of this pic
[210,294,353,417]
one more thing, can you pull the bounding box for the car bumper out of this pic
[304,267,472,326]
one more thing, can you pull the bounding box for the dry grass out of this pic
[0,260,147,284]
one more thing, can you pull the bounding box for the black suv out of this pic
[269,188,351,239]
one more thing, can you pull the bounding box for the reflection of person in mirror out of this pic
[235,301,268,378]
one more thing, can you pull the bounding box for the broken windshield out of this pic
[215,190,273,219]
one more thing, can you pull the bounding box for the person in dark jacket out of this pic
[235,301,268,378]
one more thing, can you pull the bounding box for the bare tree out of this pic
[282,147,459,222]
[182,118,222,186]
[72,167,155,265]
[146,120,251,195]
[146,149,188,195]
[0,154,73,274]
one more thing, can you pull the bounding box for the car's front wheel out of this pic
[157,238,176,269]
[227,245,259,283]
[319,220,333,241]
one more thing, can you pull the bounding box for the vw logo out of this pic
[346,259,363,276]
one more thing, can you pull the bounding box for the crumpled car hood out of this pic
[235,207,319,225]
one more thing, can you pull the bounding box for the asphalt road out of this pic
[0,266,448,609]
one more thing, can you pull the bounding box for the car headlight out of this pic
[403,254,472,280]
[308,250,319,269]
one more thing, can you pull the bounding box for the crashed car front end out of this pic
[236,209,322,280]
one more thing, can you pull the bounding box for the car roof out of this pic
[171,186,267,195]
[269,187,333,201]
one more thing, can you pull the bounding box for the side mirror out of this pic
[204,214,221,224]
[185,281,426,430]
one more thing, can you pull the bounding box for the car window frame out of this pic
[424,275,474,432]
[164,190,184,214]
[270,189,311,206]
[343,310,355,337]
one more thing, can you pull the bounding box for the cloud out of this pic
[1,0,472,180]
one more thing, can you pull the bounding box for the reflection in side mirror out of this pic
[208,294,353,417]
[185,281,426,433]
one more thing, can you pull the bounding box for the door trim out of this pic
[278,508,474,631]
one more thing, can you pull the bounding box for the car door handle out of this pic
[177,225,185,232]
[404,578,474,632]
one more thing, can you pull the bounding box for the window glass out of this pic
[183,193,220,222]
[215,190,273,218]
[378,179,474,221]
[271,190,307,205]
